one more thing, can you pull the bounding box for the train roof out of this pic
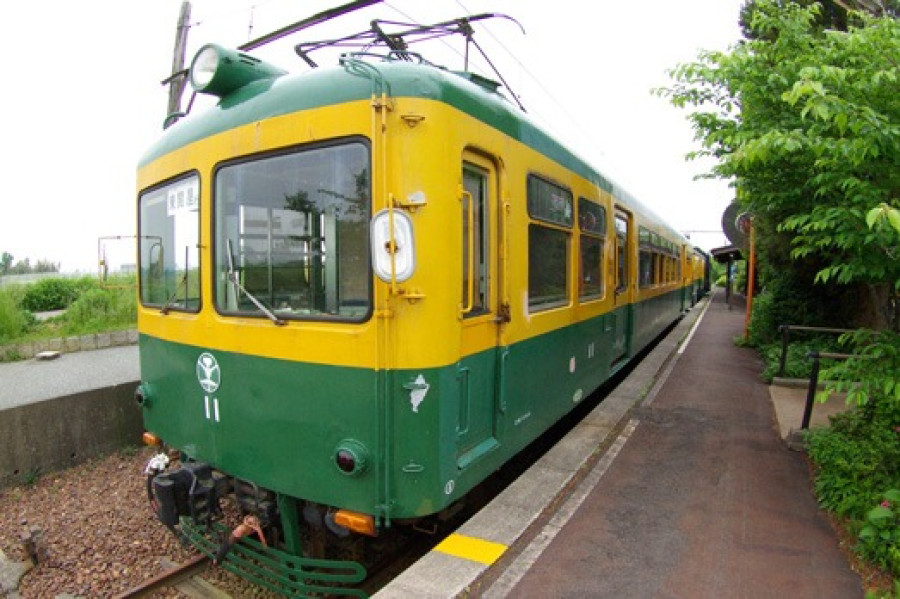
[141,52,684,244]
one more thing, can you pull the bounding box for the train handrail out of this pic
[777,324,854,377]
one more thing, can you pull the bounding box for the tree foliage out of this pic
[740,0,900,37]
[660,1,900,332]
[0,252,59,276]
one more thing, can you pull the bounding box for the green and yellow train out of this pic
[135,13,707,595]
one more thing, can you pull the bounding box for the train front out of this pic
[134,45,394,593]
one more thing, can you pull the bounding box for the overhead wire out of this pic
[186,0,612,165]
[449,0,611,162]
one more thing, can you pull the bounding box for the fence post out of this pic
[778,325,790,378]
[801,351,821,430]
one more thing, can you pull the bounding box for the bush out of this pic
[62,286,136,334]
[21,277,96,312]
[807,396,900,577]
[758,336,847,382]
[807,408,900,518]
[0,289,27,342]
[746,269,860,348]
[859,489,900,576]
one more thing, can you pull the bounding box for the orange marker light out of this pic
[334,510,377,537]
[142,432,162,447]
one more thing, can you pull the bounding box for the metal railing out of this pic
[777,324,853,378]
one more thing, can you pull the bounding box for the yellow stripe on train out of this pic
[137,94,685,370]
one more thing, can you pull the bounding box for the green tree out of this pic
[10,258,32,275]
[660,1,899,333]
[0,254,61,276]
[740,0,900,38]
[33,260,60,274]
[0,252,13,275]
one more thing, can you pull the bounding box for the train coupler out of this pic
[148,460,226,531]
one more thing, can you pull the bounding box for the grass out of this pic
[0,275,136,357]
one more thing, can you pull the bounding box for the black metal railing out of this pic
[777,324,853,378]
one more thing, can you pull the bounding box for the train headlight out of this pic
[189,44,287,98]
[334,440,370,477]
[371,209,416,283]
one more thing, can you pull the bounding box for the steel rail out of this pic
[113,554,211,599]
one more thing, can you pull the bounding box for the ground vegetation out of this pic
[0,275,136,354]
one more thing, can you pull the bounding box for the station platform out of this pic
[378,290,862,598]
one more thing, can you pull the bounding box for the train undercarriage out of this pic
[145,453,381,596]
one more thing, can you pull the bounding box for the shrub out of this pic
[0,289,27,342]
[746,270,858,348]
[21,277,97,312]
[62,286,136,334]
[807,397,900,523]
[858,489,900,576]
[758,336,847,382]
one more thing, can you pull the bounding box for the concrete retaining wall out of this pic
[0,329,138,362]
[0,381,143,488]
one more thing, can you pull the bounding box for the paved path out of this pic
[493,291,862,598]
[0,345,138,410]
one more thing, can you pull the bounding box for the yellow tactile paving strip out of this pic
[433,533,508,565]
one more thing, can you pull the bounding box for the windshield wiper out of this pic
[227,239,285,326]
[160,246,190,315]
[160,272,188,315]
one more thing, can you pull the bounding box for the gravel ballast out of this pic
[0,447,280,598]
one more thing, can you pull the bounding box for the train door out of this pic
[456,154,501,469]
[611,209,633,367]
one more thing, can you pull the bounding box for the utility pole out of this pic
[166,1,192,121]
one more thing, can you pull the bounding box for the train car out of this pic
[694,247,711,299]
[135,13,694,594]
[683,246,710,307]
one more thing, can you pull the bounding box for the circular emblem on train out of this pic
[196,353,221,393]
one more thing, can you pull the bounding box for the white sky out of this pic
[0,0,743,273]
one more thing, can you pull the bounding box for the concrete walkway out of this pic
[0,345,139,410]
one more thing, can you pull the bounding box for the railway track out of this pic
[114,554,215,598]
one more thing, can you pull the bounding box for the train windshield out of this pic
[138,174,201,312]
[214,141,371,321]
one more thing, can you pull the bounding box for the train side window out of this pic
[527,175,572,312]
[638,226,653,288]
[461,164,489,316]
[528,225,569,310]
[578,198,605,300]
[138,174,201,311]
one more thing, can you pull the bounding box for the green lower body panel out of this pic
[140,336,383,516]
[140,291,684,527]
[633,288,684,352]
